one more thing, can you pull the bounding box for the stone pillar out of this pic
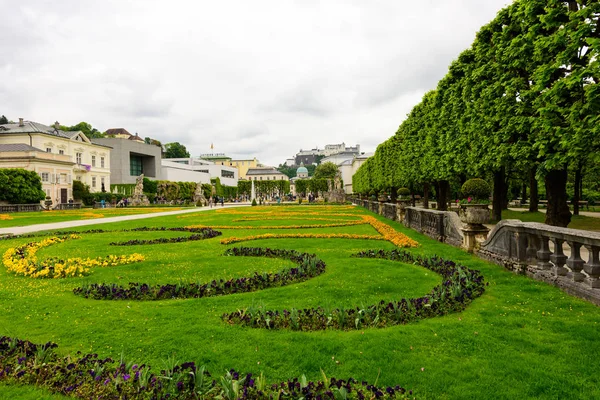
[550,238,568,276]
[461,225,490,253]
[566,241,585,282]
[536,236,552,270]
[584,245,600,288]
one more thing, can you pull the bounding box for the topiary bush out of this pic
[251,198,257,206]
[460,178,491,202]
[397,187,410,197]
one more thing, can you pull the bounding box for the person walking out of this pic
[208,196,213,208]
[220,197,224,207]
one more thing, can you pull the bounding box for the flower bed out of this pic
[73,247,326,301]
[2,235,144,279]
[109,228,221,246]
[221,233,385,245]
[0,336,412,399]
[222,249,485,331]
[185,220,367,230]
[362,216,419,248]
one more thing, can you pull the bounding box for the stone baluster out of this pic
[526,235,539,264]
[583,245,600,288]
[536,236,552,271]
[566,241,585,282]
[550,238,568,276]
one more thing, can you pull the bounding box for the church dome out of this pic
[296,166,308,174]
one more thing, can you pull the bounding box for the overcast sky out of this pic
[1,0,511,166]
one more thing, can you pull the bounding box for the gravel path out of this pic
[0,204,249,237]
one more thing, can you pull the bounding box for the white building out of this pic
[163,157,238,187]
[338,152,373,194]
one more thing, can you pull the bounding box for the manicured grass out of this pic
[1,205,599,399]
[495,209,600,231]
[0,207,187,228]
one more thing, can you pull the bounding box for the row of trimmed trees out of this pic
[353,0,600,227]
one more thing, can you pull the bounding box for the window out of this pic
[221,170,234,178]
[59,149,64,155]
[92,176,96,188]
[56,174,60,184]
[260,177,263,180]
[60,173,67,184]
[76,176,82,181]
[41,172,49,182]
[76,153,82,164]
[46,148,52,153]
[91,155,96,167]
[129,155,143,176]
[101,157,105,168]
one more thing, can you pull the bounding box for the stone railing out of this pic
[404,207,464,247]
[479,220,600,305]
[0,204,43,213]
[55,203,83,210]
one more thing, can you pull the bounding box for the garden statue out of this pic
[325,171,345,203]
[193,182,208,206]
[130,174,150,206]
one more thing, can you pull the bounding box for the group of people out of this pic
[208,196,225,208]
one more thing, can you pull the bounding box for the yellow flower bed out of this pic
[2,235,144,279]
[361,216,420,248]
[0,214,13,220]
[185,220,367,230]
[221,233,385,245]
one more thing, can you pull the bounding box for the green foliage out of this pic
[0,169,45,204]
[251,198,257,206]
[73,180,94,205]
[0,115,8,124]
[144,137,162,147]
[295,179,309,196]
[143,178,158,194]
[397,188,410,197]
[313,162,339,179]
[59,121,104,139]
[164,142,190,158]
[460,178,491,200]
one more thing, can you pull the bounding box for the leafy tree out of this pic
[313,162,339,179]
[0,169,45,204]
[144,137,163,147]
[60,121,105,139]
[0,115,8,124]
[164,142,190,158]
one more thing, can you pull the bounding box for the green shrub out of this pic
[142,177,157,194]
[0,168,45,204]
[251,198,257,206]
[582,189,600,205]
[397,187,410,197]
[461,178,491,201]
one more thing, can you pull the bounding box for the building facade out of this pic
[164,157,238,187]
[246,167,289,182]
[94,137,162,184]
[0,119,111,203]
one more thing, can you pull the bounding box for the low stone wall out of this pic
[0,204,43,213]
[350,197,600,306]
[478,220,600,305]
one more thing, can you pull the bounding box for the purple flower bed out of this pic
[109,228,221,246]
[0,336,413,399]
[223,249,486,331]
[73,247,326,301]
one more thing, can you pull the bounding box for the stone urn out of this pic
[44,196,53,210]
[459,204,490,253]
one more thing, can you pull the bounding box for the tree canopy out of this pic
[313,162,339,179]
[352,0,600,227]
[59,121,105,139]
[164,142,190,158]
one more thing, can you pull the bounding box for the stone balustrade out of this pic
[0,204,43,213]
[479,220,600,305]
[404,206,464,247]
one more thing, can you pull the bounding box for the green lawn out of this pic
[0,206,188,228]
[1,205,599,399]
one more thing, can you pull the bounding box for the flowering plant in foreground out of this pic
[73,247,326,300]
[2,235,144,278]
[0,337,413,399]
[223,249,485,331]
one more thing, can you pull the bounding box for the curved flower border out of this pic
[0,336,412,399]
[2,235,144,279]
[221,233,385,245]
[73,247,326,301]
[222,249,486,331]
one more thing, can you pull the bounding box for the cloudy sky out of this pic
[1,0,511,166]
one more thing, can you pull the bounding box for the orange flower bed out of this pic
[221,233,385,245]
[185,220,367,230]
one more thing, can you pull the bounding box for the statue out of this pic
[193,182,208,206]
[130,174,150,206]
[325,171,345,203]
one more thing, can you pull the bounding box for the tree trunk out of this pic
[492,168,505,222]
[438,180,449,211]
[390,187,397,203]
[521,182,528,204]
[544,168,572,227]
[423,182,430,209]
[503,171,510,210]
[529,167,539,212]
[573,163,582,216]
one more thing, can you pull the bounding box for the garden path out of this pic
[0,204,249,237]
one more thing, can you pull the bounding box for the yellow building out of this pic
[0,119,112,204]
[199,154,260,179]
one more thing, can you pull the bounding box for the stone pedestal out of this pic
[461,225,490,253]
